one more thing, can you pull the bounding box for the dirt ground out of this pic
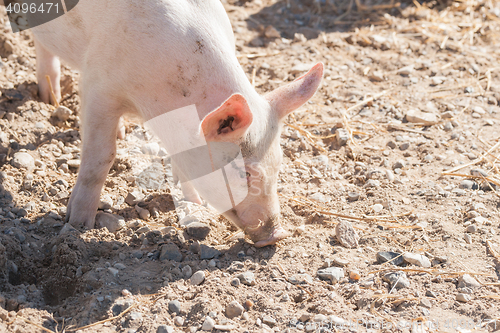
[0,0,500,332]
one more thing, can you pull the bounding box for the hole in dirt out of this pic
[8,270,22,286]
[42,280,78,306]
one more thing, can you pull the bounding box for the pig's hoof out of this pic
[253,226,290,248]
[65,207,97,230]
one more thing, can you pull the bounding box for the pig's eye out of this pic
[246,172,251,178]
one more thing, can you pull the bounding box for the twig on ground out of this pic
[45,75,60,108]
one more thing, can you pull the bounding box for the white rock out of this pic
[402,252,431,268]
[405,109,438,125]
[96,212,126,233]
[135,204,150,220]
[397,65,414,75]
[141,142,160,156]
[373,204,384,213]
[201,316,215,331]
[11,152,35,170]
[458,274,481,289]
[52,106,72,121]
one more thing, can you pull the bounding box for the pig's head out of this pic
[200,63,324,247]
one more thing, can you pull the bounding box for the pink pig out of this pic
[31,0,323,247]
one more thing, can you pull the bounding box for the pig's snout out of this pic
[238,205,290,247]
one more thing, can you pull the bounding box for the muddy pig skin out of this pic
[31,0,323,247]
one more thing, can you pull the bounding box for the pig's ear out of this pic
[200,93,253,142]
[265,62,324,119]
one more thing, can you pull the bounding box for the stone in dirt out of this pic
[405,109,438,125]
[402,252,431,268]
[186,222,211,239]
[67,159,80,169]
[335,128,350,146]
[458,274,481,289]
[419,299,432,309]
[335,221,359,248]
[201,316,215,331]
[333,258,349,267]
[466,225,477,233]
[141,142,160,156]
[214,325,235,331]
[173,316,184,326]
[125,190,145,205]
[168,300,181,314]
[182,265,192,278]
[383,271,410,289]
[317,267,344,283]
[157,325,174,333]
[199,244,221,260]
[262,315,277,327]
[456,293,471,303]
[236,271,255,286]
[11,152,35,170]
[288,273,313,285]
[52,106,72,121]
[160,243,183,262]
[190,270,205,286]
[376,251,404,266]
[397,64,414,75]
[264,25,281,38]
[471,169,488,177]
[225,300,244,318]
[95,212,126,233]
[98,195,113,210]
[59,223,79,236]
[135,204,150,220]
[347,192,360,202]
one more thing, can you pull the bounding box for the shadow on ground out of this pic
[244,0,454,44]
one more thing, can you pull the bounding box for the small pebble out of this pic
[466,225,477,233]
[230,278,240,287]
[190,270,205,286]
[383,271,410,289]
[373,204,383,213]
[347,192,360,202]
[225,301,244,319]
[201,316,215,331]
[236,271,255,286]
[244,299,254,309]
[135,205,150,220]
[11,152,35,170]
[262,315,277,327]
[335,221,359,248]
[349,270,361,280]
[174,316,184,326]
[456,293,471,303]
[333,258,349,267]
[464,233,472,244]
[157,325,173,333]
[52,106,72,121]
[402,252,431,268]
[317,267,344,283]
[458,274,481,289]
[168,300,181,314]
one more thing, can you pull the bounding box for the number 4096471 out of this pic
[6,2,59,14]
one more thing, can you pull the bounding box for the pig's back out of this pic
[32,0,235,71]
[32,0,252,118]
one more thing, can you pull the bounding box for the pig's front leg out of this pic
[66,94,122,229]
[34,39,61,105]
